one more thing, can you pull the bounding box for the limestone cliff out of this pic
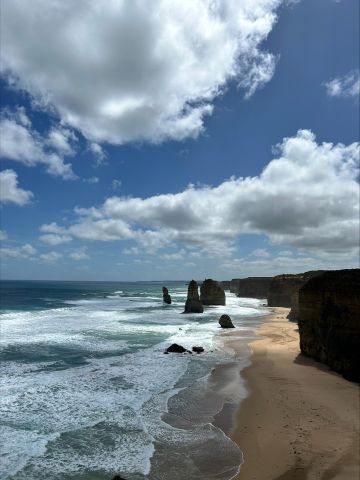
[298,269,360,382]
[234,277,272,299]
[200,279,225,306]
[268,271,325,321]
[183,280,204,313]
[219,281,230,290]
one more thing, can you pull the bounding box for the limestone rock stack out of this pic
[200,279,225,306]
[162,286,172,304]
[183,280,204,313]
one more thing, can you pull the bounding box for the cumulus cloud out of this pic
[69,247,89,261]
[0,169,33,205]
[1,243,37,259]
[39,233,72,246]
[324,70,360,99]
[39,130,359,258]
[1,0,282,145]
[0,109,77,179]
[39,251,63,263]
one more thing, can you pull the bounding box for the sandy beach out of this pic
[229,307,360,480]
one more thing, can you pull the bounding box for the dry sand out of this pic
[230,307,360,480]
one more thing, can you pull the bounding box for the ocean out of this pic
[0,280,268,480]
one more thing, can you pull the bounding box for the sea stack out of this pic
[162,286,172,304]
[200,279,226,305]
[298,269,360,382]
[219,314,235,328]
[183,280,204,313]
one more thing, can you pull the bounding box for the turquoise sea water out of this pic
[0,280,267,480]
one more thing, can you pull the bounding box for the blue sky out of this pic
[0,0,359,281]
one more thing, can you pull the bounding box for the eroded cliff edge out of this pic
[298,269,360,382]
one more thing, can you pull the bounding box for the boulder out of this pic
[183,280,204,313]
[298,269,360,382]
[219,314,235,328]
[162,286,172,304]
[192,346,204,353]
[165,343,189,353]
[200,279,226,305]
[112,476,127,480]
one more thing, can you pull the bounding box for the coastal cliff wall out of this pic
[219,281,230,290]
[298,269,360,381]
[234,277,272,299]
[268,271,325,321]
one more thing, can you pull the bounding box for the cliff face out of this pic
[268,271,325,321]
[184,280,204,313]
[234,277,272,299]
[298,269,360,382]
[200,279,225,305]
[219,281,230,290]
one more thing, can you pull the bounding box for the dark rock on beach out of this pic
[162,286,172,304]
[192,346,204,353]
[219,314,235,328]
[298,269,360,382]
[200,278,226,305]
[165,343,189,353]
[183,280,204,313]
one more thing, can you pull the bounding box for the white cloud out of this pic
[251,248,270,257]
[0,109,76,179]
[39,234,72,245]
[2,0,283,145]
[1,243,36,259]
[84,176,99,184]
[47,127,77,155]
[39,130,359,259]
[69,247,89,261]
[0,169,33,205]
[39,251,63,263]
[112,179,122,191]
[324,70,360,99]
[89,143,107,165]
[0,230,8,241]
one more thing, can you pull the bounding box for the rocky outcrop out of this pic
[234,277,272,298]
[192,346,204,353]
[200,279,226,306]
[219,281,230,290]
[165,343,190,353]
[162,286,172,304]
[298,269,360,382]
[219,314,235,328]
[268,271,325,322]
[230,279,241,294]
[183,280,204,313]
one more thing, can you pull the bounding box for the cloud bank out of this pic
[40,130,360,256]
[2,0,282,145]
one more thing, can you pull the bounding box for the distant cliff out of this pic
[219,281,230,290]
[268,271,325,321]
[232,277,272,299]
[298,269,360,382]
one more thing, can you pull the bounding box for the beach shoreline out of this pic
[225,307,360,480]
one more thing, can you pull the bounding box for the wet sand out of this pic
[229,307,360,480]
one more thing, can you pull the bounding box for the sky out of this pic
[0,0,359,281]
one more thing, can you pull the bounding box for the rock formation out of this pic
[219,314,235,328]
[200,279,226,306]
[162,286,172,304]
[165,343,189,353]
[230,279,241,294]
[268,271,325,322]
[219,281,230,290]
[233,277,272,298]
[192,346,204,353]
[298,269,360,382]
[183,280,204,313]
